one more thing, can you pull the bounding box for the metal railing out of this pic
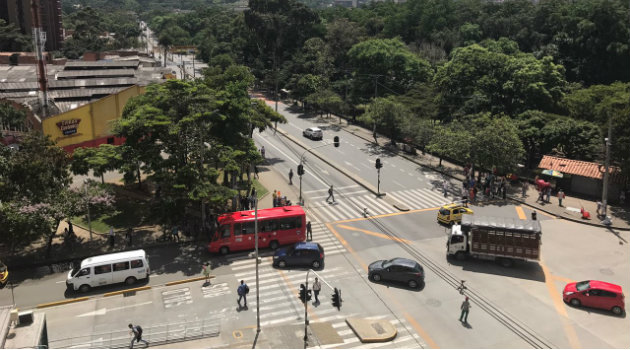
[48,317,220,349]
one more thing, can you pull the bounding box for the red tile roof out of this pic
[538,155,625,183]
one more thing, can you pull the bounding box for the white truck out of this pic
[447,216,542,267]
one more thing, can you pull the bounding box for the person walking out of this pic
[459,297,471,323]
[254,165,259,179]
[67,221,74,237]
[128,323,149,348]
[108,227,115,249]
[272,190,278,207]
[260,146,265,159]
[545,187,551,203]
[126,228,133,247]
[171,225,180,242]
[596,200,603,216]
[557,189,565,207]
[289,168,294,185]
[442,180,448,197]
[237,280,249,308]
[521,181,528,198]
[312,277,321,304]
[326,185,335,203]
[306,221,312,241]
[202,263,211,284]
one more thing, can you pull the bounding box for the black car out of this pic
[273,242,324,269]
[368,257,424,289]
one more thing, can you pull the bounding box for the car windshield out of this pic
[439,208,451,215]
[575,280,590,292]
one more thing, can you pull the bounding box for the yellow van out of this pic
[437,203,473,224]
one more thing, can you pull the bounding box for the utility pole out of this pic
[254,196,261,336]
[302,270,340,348]
[601,120,612,218]
[31,0,49,118]
[298,137,340,205]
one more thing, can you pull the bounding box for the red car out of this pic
[563,280,625,315]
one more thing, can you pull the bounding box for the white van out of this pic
[66,250,150,292]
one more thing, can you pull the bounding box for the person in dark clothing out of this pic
[128,323,149,348]
[126,228,133,247]
[306,221,312,241]
[289,168,294,185]
[237,280,249,308]
[326,185,335,203]
[254,165,259,179]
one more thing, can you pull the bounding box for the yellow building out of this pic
[42,85,145,152]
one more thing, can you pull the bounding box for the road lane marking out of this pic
[403,311,439,349]
[76,301,154,317]
[327,223,438,348]
[540,261,581,348]
[336,224,412,244]
[515,206,527,220]
[333,207,439,224]
[255,136,329,187]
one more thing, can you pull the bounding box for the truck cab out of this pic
[447,224,467,259]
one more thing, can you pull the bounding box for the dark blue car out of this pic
[273,242,324,269]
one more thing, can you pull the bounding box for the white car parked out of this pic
[303,127,323,140]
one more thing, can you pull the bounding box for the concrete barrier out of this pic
[36,297,90,309]
[165,275,215,287]
[103,285,151,297]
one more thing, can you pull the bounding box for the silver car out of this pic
[303,127,323,140]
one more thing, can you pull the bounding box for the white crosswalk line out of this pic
[331,202,357,218]
[407,189,439,208]
[359,195,392,214]
[392,189,422,207]
[315,204,342,222]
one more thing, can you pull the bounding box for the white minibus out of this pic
[66,249,150,292]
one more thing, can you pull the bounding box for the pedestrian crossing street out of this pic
[226,257,425,349]
[306,185,457,223]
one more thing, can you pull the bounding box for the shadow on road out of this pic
[446,256,545,282]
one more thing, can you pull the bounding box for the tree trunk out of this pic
[101,173,105,184]
[136,164,142,189]
[45,219,61,259]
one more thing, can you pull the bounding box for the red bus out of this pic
[208,205,307,254]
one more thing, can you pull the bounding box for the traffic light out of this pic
[375,158,382,169]
[299,284,307,302]
[333,136,340,148]
[306,289,312,302]
[297,164,304,176]
[331,288,342,310]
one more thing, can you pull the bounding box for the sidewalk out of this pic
[332,116,629,231]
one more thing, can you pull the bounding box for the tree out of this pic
[348,38,433,101]
[541,118,601,161]
[305,90,345,119]
[70,144,122,184]
[427,123,473,167]
[158,25,190,67]
[0,19,32,51]
[0,133,92,256]
[0,102,27,129]
[358,97,412,144]
[471,116,525,174]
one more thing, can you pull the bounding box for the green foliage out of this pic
[541,118,601,161]
[358,97,412,142]
[70,144,122,183]
[348,38,433,101]
[471,116,525,174]
[0,102,27,129]
[0,19,32,51]
[427,123,473,165]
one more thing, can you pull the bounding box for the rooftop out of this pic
[538,155,625,183]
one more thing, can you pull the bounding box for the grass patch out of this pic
[251,179,268,199]
[73,195,156,233]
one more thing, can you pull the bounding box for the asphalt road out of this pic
[3,99,628,349]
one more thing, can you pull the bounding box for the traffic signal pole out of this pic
[298,137,340,206]
[302,269,340,348]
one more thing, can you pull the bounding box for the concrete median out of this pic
[103,285,151,297]
[165,275,215,287]
[346,318,397,343]
[36,297,90,309]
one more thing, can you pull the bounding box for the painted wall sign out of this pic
[56,119,81,135]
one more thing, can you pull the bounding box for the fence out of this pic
[48,317,220,349]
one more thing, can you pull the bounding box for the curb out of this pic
[36,297,89,309]
[165,275,215,286]
[341,125,630,231]
[103,285,152,297]
[509,196,630,231]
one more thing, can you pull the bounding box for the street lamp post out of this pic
[254,196,261,336]
[601,120,612,219]
[83,179,93,241]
